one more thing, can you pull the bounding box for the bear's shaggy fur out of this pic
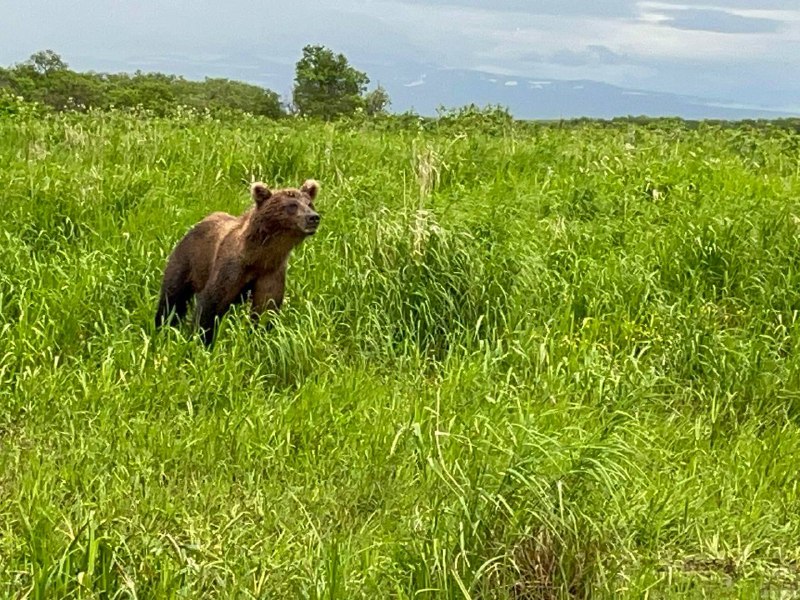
[155,179,321,345]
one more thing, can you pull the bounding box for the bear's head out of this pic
[249,179,321,238]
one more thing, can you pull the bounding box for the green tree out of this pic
[199,78,283,118]
[364,85,391,116]
[2,50,286,117]
[292,45,369,120]
[24,50,68,75]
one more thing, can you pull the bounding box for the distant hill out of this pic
[375,68,795,121]
[189,53,794,120]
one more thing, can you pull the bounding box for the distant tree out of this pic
[200,78,283,118]
[292,45,369,119]
[364,85,391,116]
[42,71,103,110]
[436,104,513,134]
[2,50,285,117]
[24,50,68,75]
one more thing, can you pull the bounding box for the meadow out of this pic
[1,103,800,598]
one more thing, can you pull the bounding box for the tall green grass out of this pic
[1,107,800,598]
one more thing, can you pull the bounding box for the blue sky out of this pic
[1,0,798,114]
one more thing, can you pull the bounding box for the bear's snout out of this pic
[304,212,321,233]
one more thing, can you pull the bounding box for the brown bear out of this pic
[155,179,321,346]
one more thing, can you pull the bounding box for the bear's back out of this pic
[179,212,241,291]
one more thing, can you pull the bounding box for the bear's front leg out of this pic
[251,266,287,327]
[196,263,247,346]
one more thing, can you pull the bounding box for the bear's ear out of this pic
[251,182,272,206]
[301,179,320,200]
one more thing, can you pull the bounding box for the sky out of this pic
[1,0,798,115]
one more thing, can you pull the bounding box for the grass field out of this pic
[1,106,800,598]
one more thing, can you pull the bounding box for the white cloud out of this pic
[639,2,800,21]
[341,0,799,71]
[335,0,799,104]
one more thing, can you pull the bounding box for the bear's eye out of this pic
[286,202,299,214]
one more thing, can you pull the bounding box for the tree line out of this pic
[5,49,798,132]
[0,46,390,120]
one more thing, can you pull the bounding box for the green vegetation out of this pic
[293,45,372,120]
[0,48,391,121]
[1,96,800,598]
[364,85,391,117]
[0,53,284,118]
